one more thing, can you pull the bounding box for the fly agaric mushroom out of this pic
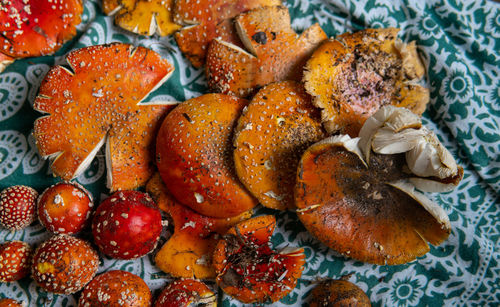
[155,279,216,307]
[31,234,99,294]
[213,215,305,304]
[0,185,38,231]
[0,299,24,307]
[92,190,162,259]
[206,5,327,98]
[358,106,463,192]
[156,93,258,218]
[78,270,152,306]
[37,182,93,234]
[33,43,175,191]
[303,28,429,136]
[0,0,83,72]
[0,241,31,282]
[309,279,371,307]
[146,173,251,279]
[103,0,181,36]
[233,81,326,210]
[295,107,462,264]
[173,0,281,67]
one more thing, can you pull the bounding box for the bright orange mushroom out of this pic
[213,215,305,304]
[146,173,251,279]
[103,0,181,36]
[33,43,175,191]
[173,0,281,67]
[156,93,258,218]
[206,5,327,98]
[303,28,429,136]
[0,0,83,72]
[294,135,451,265]
[155,279,216,307]
[233,81,326,210]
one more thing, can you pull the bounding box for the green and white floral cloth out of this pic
[0,0,499,306]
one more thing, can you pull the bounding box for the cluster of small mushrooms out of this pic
[0,0,463,305]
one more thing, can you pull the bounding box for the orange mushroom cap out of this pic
[206,5,327,98]
[173,0,281,67]
[233,81,326,210]
[303,28,429,136]
[155,279,216,307]
[295,138,450,265]
[103,0,181,36]
[146,173,251,279]
[33,43,174,191]
[309,279,371,307]
[213,215,305,304]
[156,93,258,218]
[0,0,83,71]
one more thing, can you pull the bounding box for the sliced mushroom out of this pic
[103,0,181,36]
[33,43,175,191]
[173,0,281,67]
[146,173,250,279]
[206,5,327,97]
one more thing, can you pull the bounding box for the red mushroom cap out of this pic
[213,215,305,303]
[31,234,99,294]
[37,182,93,234]
[92,190,162,259]
[0,185,38,230]
[78,270,152,306]
[0,241,31,282]
[155,279,216,307]
[0,0,83,71]
[156,93,258,218]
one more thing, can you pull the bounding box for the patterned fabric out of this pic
[0,0,498,306]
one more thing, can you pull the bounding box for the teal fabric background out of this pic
[0,0,498,306]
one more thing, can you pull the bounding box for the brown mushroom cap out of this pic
[33,43,174,191]
[295,139,450,265]
[303,28,429,136]
[309,279,371,307]
[0,0,83,71]
[173,0,281,67]
[233,81,326,210]
[146,173,251,279]
[206,5,327,98]
[103,0,181,36]
[156,93,258,218]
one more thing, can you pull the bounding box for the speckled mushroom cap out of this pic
[233,81,326,210]
[0,241,32,282]
[103,0,181,36]
[0,0,83,72]
[156,93,258,218]
[146,173,251,279]
[294,137,451,265]
[33,43,175,191]
[155,279,216,307]
[213,215,305,304]
[206,5,327,98]
[31,234,99,295]
[303,28,430,136]
[78,270,151,307]
[173,0,281,67]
